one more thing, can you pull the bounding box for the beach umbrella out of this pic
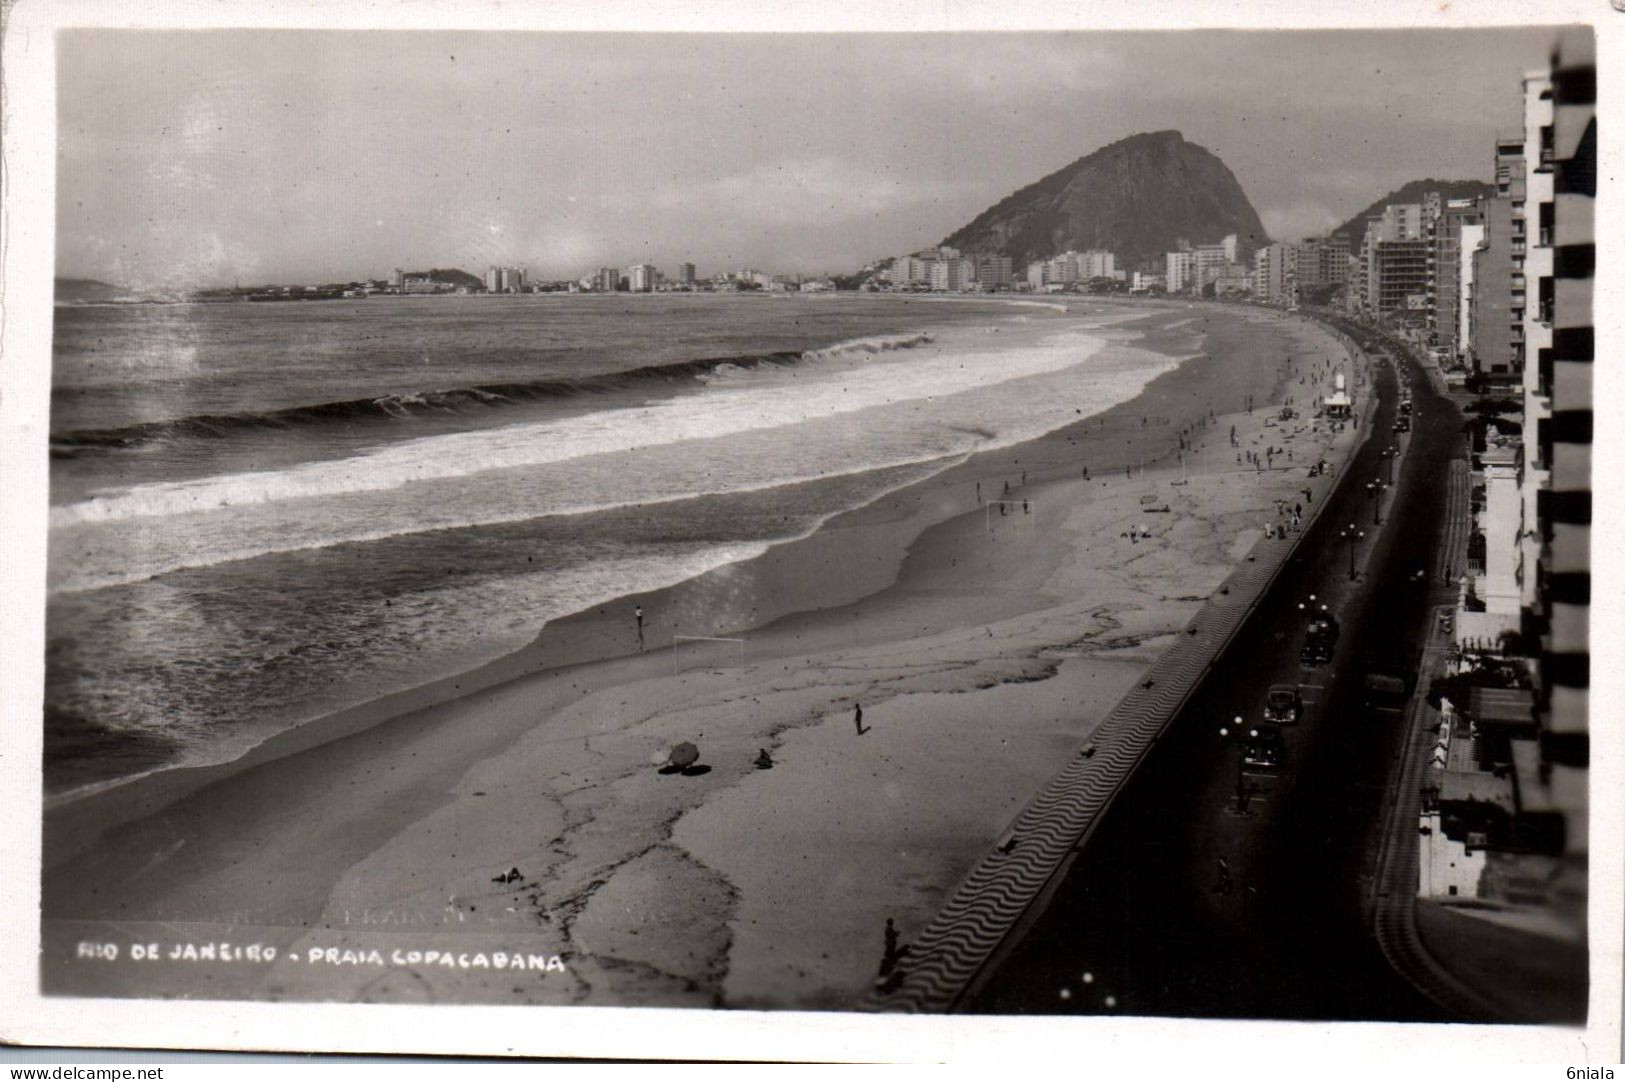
[668,741,700,769]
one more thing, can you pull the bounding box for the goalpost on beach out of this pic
[985,499,1038,533]
[672,634,746,675]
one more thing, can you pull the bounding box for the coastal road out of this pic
[964,320,1473,1020]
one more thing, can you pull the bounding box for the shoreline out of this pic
[41,301,1323,839]
[42,301,1366,1006]
[41,299,1170,816]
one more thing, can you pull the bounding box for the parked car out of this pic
[1363,673,1408,710]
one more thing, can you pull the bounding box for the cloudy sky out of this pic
[57,26,1563,288]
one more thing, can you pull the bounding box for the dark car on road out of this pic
[1299,613,1339,666]
[1263,684,1305,725]
[1242,723,1286,773]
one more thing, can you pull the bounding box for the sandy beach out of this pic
[42,300,1368,1008]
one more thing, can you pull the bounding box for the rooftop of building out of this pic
[1468,685,1536,726]
[1439,768,1516,812]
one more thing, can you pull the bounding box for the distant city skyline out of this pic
[58,27,1560,289]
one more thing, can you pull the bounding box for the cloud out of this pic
[636,157,981,224]
[1257,201,1347,244]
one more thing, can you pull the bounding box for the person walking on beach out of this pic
[634,605,645,651]
[879,917,910,977]
[854,703,866,736]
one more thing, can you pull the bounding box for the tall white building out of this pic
[1076,250,1116,279]
[486,266,526,293]
[891,254,929,286]
[1191,237,1236,288]
[1458,222,1485,353]
[1166,235,1239,294]
[628,264,658,292]
[1165,250,1196,294]
[1252,242,1297,305]
[929,258,977,291]
[974,255,1012,290]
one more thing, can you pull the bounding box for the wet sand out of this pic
[42,301,1367,1008]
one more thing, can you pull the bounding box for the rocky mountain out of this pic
[402,268,484,290]
[940,130,1270,271]
[1330,178,1493,245]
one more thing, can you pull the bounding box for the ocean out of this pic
[45,292,1187,794]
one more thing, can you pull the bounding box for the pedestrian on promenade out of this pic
[854,703,866,736]
[1294,502,1302,518]
[635,605,644,651]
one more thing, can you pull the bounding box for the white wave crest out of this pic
[52,327,1106,530]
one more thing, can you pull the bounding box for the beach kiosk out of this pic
[1324,371,1352,420]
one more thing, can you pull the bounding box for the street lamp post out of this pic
[1384,445,1398,485]
[1367,479,1382,526]
[1342,524,1365,580]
